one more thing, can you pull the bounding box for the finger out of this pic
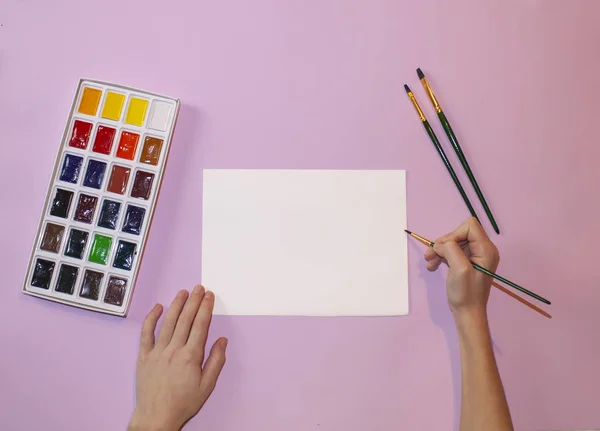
[424,246,437,261]
[187,290,216,359]
[156,290,189,349]
[442,217,489,245]
[427,256,443,271]
[433,239,472,272]
[140,303,163,356]
[170,285,206,347]
[200,338,228,396]
[441,218,498,266]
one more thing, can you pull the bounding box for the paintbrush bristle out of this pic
[404,229,412,235]
[404,84,411,94]
[416,68,425,79]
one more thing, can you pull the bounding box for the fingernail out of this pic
[193,285,204,295]
[178,289,188,298]
[221,338,228,348]
[205,290,214,299]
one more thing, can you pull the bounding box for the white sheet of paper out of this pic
[201,170,408,316]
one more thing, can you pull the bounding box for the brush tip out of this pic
[416,68,425,79]
[404,84,411,93]
[404,229,412,235]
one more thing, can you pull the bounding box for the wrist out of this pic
[128,412,178,431]
[453,307,489,335]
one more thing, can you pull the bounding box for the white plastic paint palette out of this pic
[23,79,180,316]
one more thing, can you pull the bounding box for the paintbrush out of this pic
[405,229,550,305]
[417,68,500,234]
[404,85,480,222]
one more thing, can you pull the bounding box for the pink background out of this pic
[1,1,599,430]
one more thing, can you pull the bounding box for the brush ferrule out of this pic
[411,232,433,246]
[407,91,427,121]
[421,78,442,113]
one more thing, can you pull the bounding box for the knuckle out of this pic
[161,346,177,364]
[179,348,197,364]
[485,243,500,261]
[179,313,193,328]
[454,264,472,278]
[196,314,211,327]
[434,237,454,251]
[205,380,218,395]
[162,316,176,327]
[492,245,500,260]
[491,247,500,267]
[467,217,479,226]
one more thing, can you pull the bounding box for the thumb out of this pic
[433,239,472,273]
[200,338,228,396]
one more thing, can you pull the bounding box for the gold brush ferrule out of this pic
[407,91,427,122]
[411,232,434,247]
[420,77,442,113]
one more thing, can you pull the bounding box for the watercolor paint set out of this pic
[23,79,179,316]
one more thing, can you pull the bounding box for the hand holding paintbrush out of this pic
[408,217,550,307]
[419,217,500,313]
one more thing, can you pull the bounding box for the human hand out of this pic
[128,286,228,431]
[424,217,499,315]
